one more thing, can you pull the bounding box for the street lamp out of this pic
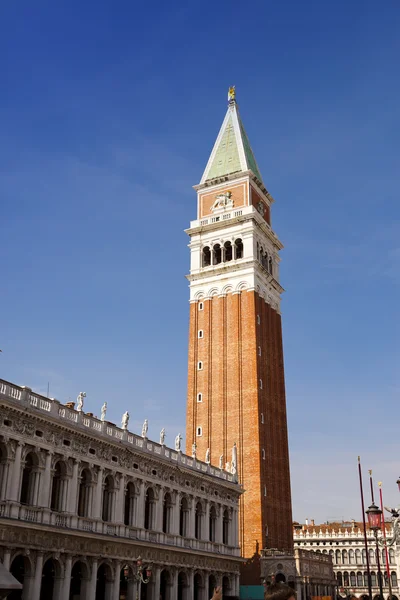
[123,557,152,600]
[366,503,384,600]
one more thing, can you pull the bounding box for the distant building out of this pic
[0,378,242,600]
[293,520,400,600]
[260,548,336,600]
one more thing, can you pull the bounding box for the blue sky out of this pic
[1,1,399,522]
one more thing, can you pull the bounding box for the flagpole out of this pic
[378,482,392,600]
[359,457,373,600]
[369,470,384,600]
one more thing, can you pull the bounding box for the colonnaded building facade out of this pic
[0,379,242,600]
[185,87,293,568]
[294,520,400,600]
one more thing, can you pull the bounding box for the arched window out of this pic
[195,501,202,540]
[124,481,136,526]
[343,550,348,564]
[179,496,189,537]
[209,505,217,542]
[391,572,398,587]
[197,393,203,403]
[389,548,395,564]
[362,549,367,564]
[350,572,356,586]
[369,548,375,565]
[268,257,273,275]
[337,573,343,586]
[144,487,155,530]
[102,475,114,522]
[343,572,349,586]
[355,549,361,564]
[349,549,354,564]
[329,550,334,563]
[364,572,368,587]
[163,492,173,534]
[213,244,222,265]
[20,452,38,506]
[224,241,233,262]
[382,549,386,565]
[371,572,377,587]
[78,468,92,517]
[336,550,342,565]
[234,238,243,259]
[223,508,230,545]
[50,461,67,512]
[202,246,211,267]
[357,572,363,586]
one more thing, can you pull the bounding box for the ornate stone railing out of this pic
[0,379,237,486]
[0,500,241,556]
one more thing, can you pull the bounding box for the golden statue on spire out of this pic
[228,86,236,102]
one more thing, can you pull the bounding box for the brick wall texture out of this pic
[186,290,293,561]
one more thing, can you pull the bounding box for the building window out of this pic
[196,426,202,436]
[198,330,203,339]
[144,487,155,530]
[213,243,222,265]
[197,393,203,403]
[202,246,211,267]
[195,501,203,540]
[124,481,137,526]
[224,241,233,262]
[261,449,265,460]
[264,486,267,497]
[198,302,204,311]
[261,413,264,424]
[102,475,115,522]
[259,379,263,389]
[223,508,230,545]
[162,492,173,534]
[257,314,260,325]
[258,346,261,356]
[197,361,203,370]
[234,238,243,259]
[179,496,189,537]
[209,505,217,542]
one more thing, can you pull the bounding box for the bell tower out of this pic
[185,88,293,564]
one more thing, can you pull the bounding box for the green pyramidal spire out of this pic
[200,87,263,184]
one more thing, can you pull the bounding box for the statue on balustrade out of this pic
[121,411,129,430]
[100,402,107,422]
[76,392,86,412]
[175,433,182,452]
[160,428,166,445]
[142,419,148,438]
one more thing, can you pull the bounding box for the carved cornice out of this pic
[0,524,241,573]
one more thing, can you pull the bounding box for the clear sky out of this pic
[1,1,399,523]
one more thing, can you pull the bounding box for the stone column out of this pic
[39,451,53,507]
[2,548,11,570]
[187,570,194,600]
[153,566,161,600]
[170,569,178,600]
[94,466,104,519]
[112,560,121,599]
[62,555,72,600]
[9,442,23,501]
[216,506,223,544]
[68,459,80,514]
[31,552,44,600]
[0,461,10,500]
[87,558,98,600]
[115,474,125,524]
[32,468,42,506]
[187,497,195,539]
[155,486,164,531]
[137,480,145,529]
[172,492,180,535]
[204,502,210,542]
